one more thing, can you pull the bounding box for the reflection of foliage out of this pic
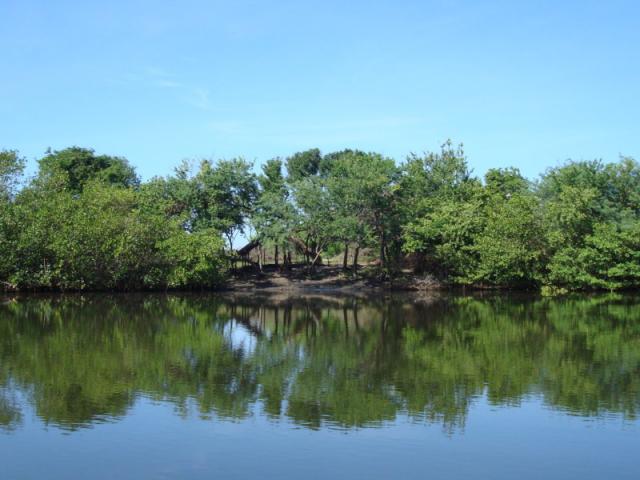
[0,387,22,431]
[0,294,639,432]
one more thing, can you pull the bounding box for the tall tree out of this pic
[0,150,25,285]
[327,150,398,269]
[0,150,25,201]
[484,167,529,197]
[473,193,545,286]
[192,158,258,250]
[37,147,139,193]
[253,158,297,266]
[401,140,474,201]
[285,149,322,182]
[400,141,481,275]
[290,175,337,269]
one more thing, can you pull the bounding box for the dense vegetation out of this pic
[1,294,639,431]
[1,143,639,291]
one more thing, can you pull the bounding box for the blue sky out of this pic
[1,0,638,181]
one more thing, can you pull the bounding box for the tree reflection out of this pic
[0,293,638,432]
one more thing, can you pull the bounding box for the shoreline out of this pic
[4,264,637,295]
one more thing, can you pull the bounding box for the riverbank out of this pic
[4,264,634,294]
[226,264,444,292]
[0,265,439,294]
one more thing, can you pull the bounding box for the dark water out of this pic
[0,293,639,479]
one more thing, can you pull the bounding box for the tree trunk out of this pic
[275,245,279,267]
[304,236,311,265]
[308,248,324,273]
[342,244,349,270]
[384,245,392,271]
[353,246,360,272]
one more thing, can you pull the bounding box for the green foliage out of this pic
[403,195,484,280]
[537,158,640,290]
[401,142,484,279]
[402,150,640,290]
[0,149,25,200]
[543,185,599,248]
[401,140,474,201]
[279,149,400,269]
[537,159,610,199]
[285,148,322,182]
[546,221,640,290]
[607,156,640,216]
[327,151,398,260]
[484,167,529,197]
[291,176,338,264]
[0,150,25,282]
[9,183,169,289]
[473,194,545,286]
[538,158,640,222]
[253,159,297,253]
[192,158,258,248]
[1,149,235,291]
[159,229,226,288]
[1,143,638,291]
[37,146,139,193]
[259,158,286,195]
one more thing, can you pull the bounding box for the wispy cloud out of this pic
[144,67,184,89]
[154,79,182,88]
[114,66,212,110]
[206,120,244,135]
[189,88,211,110]
[202,115,425,145]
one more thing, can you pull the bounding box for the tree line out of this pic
[1,142,639,291]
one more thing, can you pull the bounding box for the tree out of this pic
[285,149,322,182]
[37,147,139,193]
[403,194,484,280]
[253,159,297,267]
[0,150,25,285]
[259,158,287,195]
[537,157,640,290]
[327,150,398,270]
[137,161,196,226]
[159,228,227,288]
[192,158,258,250]
[400,141,482,276]
[473,193,545,286]
[0,150,25,201]
[606,156,640,217]
[543,185,600,250]
[290,175,338,269]
[2,142,639,292]
[545,221,640,290]
[11,182,162,290]
[484,167,529,197]
[400,140,474,201]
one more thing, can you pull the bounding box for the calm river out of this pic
[0,293,638,479]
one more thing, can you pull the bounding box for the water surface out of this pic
[1,293,639,479]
